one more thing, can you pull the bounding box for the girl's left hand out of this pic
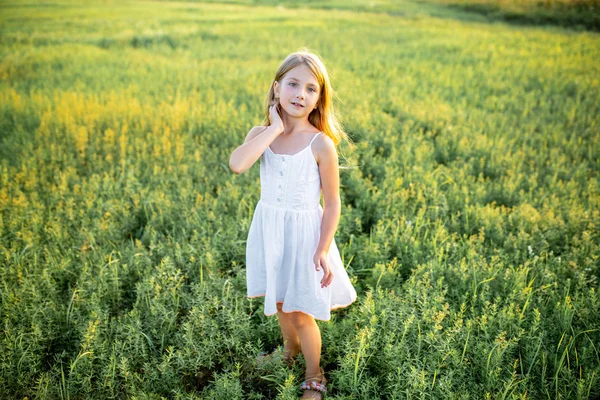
[314,250,334,288]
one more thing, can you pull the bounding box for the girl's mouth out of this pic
[292,102,304,108]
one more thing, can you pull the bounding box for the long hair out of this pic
[260,48,354,153]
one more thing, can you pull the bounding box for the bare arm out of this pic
[315,135,342,253]
[312,134,341,288]
[229,125,282,174]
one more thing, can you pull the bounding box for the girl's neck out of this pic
[280,111,316,136]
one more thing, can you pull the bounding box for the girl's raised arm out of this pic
[230,103,284,174]
[229,124,281,174]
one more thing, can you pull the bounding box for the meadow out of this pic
[1,0,599,398]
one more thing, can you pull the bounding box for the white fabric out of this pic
[246,132,358,321]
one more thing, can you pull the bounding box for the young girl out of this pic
[229,49,357,399]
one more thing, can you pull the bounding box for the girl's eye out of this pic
[289,82,317,92]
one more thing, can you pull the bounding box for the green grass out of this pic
[164,0,600,31]
[1,0,599,398]
[421,0,600,31]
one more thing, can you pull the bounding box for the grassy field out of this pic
[190,0,600,31]
[422,0,600,31]
[1,0,599,398]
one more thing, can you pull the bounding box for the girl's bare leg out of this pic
[290,311,322,378]
[276,303,301,360]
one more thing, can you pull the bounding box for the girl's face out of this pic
[274,64,320,118]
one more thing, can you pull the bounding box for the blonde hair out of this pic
[261,48,354,152]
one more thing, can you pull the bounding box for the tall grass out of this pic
[0,0,599,398]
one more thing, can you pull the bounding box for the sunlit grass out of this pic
[1,0,599,398]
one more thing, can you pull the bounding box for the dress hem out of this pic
[247,294,357,322]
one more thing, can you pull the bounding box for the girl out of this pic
[229,49,357,399]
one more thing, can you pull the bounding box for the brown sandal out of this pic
[299,367,327,399]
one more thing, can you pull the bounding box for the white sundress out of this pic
[245,132,358,321]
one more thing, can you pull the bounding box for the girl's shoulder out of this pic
[312,132,336,165]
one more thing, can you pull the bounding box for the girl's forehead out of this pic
[283,65,319,86]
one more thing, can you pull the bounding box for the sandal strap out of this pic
[300,368,327,393]
[300,380,327,393]
[304,367,325,380]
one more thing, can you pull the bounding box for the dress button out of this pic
[280,171,284,176]
[281,157,285,162]
[277,198,281,202]
[278,184,282,189]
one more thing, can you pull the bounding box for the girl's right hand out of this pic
[268,100,284,134]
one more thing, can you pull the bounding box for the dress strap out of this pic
[309,132,322,146]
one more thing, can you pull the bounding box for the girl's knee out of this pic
[290,311,312,327]
[276,302,284,311]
